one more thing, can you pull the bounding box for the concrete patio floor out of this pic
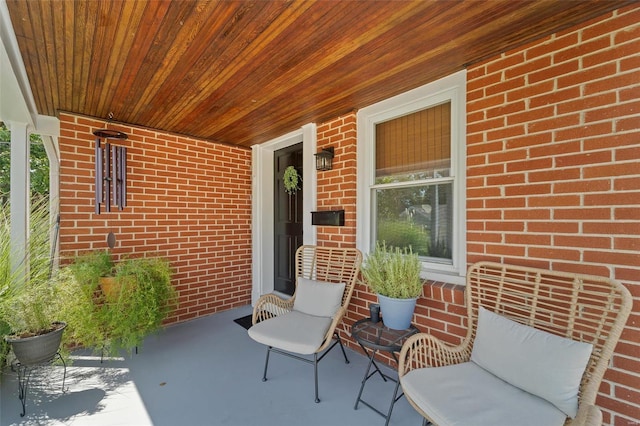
[0,305,423,425]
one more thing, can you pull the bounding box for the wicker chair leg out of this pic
[335,332,350,364]
[314,353,320,403]
[262,346,271,382]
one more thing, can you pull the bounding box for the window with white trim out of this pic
[357,71,466,283]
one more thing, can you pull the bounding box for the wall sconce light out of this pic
[314,147,334,171]
[94,128,128,214]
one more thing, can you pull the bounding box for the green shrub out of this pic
[63,253,176,357]
[361,241,423,299]
[0,197,75,366]
[377,220,429,256]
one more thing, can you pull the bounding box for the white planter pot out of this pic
[378,294,417,330]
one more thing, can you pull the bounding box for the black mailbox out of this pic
[311,210,345,226]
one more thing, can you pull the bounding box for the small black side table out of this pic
[352,317,419,426]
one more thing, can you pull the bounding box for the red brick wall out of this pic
[466,6,639,425]
[315,115,385,357]
[316,113,358,248]
[58,113,253,323]
[319,5,639,424]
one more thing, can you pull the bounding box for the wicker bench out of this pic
[398,261,632,426]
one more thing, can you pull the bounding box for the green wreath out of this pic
[283,166,301,195]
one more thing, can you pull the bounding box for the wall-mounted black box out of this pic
[311,210,345,226]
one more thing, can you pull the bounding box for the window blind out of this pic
[375,101,451,177]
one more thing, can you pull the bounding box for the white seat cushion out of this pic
[248,311,333,355]
[471,307,593,418]
[401,362,567,426]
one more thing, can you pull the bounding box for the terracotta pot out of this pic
[99,276,135,301]
[99,276,117,300]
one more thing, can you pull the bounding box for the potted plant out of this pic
[65,253,175,357]
[1,278,67,366]
[104,256,175,354]
[0,198,74,367]
[361,241,423,330]
[68,250,117,299]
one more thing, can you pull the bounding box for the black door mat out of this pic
[233,314,253,330]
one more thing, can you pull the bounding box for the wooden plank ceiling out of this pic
[6,0,631,147]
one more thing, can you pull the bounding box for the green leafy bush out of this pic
[377,220,429,256]
[64,252,176,356]
[361,241,423,299]
[0,197,79,366]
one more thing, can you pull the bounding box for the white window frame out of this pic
[356,70,466,284]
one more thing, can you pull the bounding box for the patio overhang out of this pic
[2,0,632,148]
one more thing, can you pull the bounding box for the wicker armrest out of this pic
[569,403,602,426]
[583,404,603,426]
[398,333,472,378]
[252,293,295,324]
[315,306,347,353]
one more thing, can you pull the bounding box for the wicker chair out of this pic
[398,261,632,426]
[248,245,362,403]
